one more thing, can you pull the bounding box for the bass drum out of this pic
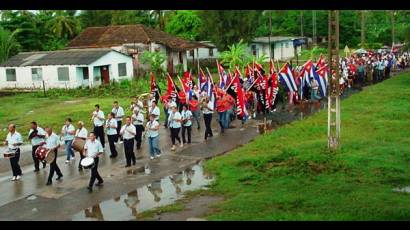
[35,146,48,161]
[72,138,85,153]
[44,150,56,164]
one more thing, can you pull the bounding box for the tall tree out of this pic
[198,10,262,51]
[46,11,80,39]
[0,27,20,63]
[165,10,202,40]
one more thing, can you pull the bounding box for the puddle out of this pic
[71,163,214,221]
[26,195,37,201]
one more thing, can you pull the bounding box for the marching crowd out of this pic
[3,48,409,193]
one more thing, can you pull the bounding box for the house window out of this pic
[251,45,257,56]
[57,67,69,81]
[82,67,89,80]
[6,69,16,82]
[31,68,42,81]
[179,52,183,64]
[118,63,127,76]
[189,50,194,57]
[209,48,214,57]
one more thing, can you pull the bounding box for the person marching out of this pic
[112,101,124,143]
[75,121,88,171]
[168,105,183,151]
[4,124,23,181]
[105,112,118,158]
[181,104,193,144]
[149,101,161,122]
[45,127,63,186]
[120,117,137,167]
[201,96,214,140]
[28,121,46,172]
[61,118,76,164]
[189,95,201,130]
[83,132,104,192]
[92,104,105,148]
[131,107,145,150]
[146,114,161,160]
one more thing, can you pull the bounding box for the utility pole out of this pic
[313,10,317,46]
[361,10,365,48]
[269,10,272,60]
[391,10,395,46]
[300,11,304,37]
[328,10,341,150]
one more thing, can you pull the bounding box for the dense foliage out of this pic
[1,10,410,63]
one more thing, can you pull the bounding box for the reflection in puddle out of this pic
[72,163,214,221]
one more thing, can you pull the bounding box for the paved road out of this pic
[0,117,261,221]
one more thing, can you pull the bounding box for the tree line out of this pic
[1,10,410,63]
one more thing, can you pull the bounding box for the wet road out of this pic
[0,118,260,221]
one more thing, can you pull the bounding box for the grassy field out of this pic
[202,72,410,220]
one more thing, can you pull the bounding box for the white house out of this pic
[186,41,219,60]
[248,36,307,61]
[0,48,133,89]
[67,25,211,75]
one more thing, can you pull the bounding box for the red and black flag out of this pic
[150,72,161,103]
[167,73,181,105]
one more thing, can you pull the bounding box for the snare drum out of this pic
[35,146,48,161]
[72,138,85,153]
[80,157,95,169]
[44,150,56,164]
[3,150,16,158]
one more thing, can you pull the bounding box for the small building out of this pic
[0,48,133,89]
[248,36,307,61]
[67,24,210,75]
[186,41,219,68]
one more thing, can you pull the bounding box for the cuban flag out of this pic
[300,60,315,99]
[217,62,229,89]
[315,65,329,97]
[198,68,207,91]
[278,63,298,92]
[316,54,326,69]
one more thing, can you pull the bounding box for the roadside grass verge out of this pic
[202,73,410,220]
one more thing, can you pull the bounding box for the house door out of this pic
[167,48,174,75]
[100,66,110,84]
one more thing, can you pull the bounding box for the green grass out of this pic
[0,93,166,143]
[201,72,410,220]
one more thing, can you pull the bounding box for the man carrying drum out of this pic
[75,121,88,171]
[4,124,23,181]
[83,132,104,192]
[45,127,63,186]
[28,121,46,172]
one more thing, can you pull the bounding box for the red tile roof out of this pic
[67,24,210,51]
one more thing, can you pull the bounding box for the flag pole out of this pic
[177,75,189,104]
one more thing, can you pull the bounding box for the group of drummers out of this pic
[2,94,202,192]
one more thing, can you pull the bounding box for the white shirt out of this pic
[168,111,182,128]
[149,106,160,121]
[181,110,193,127]
[93,110,105,127]
[45,132,60,150]
[84,139,104,158]
[132,112,145,126]
[137,100,144,110]
[202,101,214,114]
[112,106,125,122]
[75,127,88,139]
[105,118,118,136]
[28,127,46,146]
[146,120,159,138]
[61,124,75,141]
[120,124,136,140]
[6,131,23,150]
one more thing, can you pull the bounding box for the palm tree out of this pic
[0,27,20,63]
[219,39,248,71]
[46,11,80,39]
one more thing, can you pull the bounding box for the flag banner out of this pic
[278,63,298,92]
[150,72,161,103]
[217,61,229,89]
[316,54,326,69]
[167,73,180,104]
[269,59,276,76]
[316,65,329,97]
[231,72,246,118]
